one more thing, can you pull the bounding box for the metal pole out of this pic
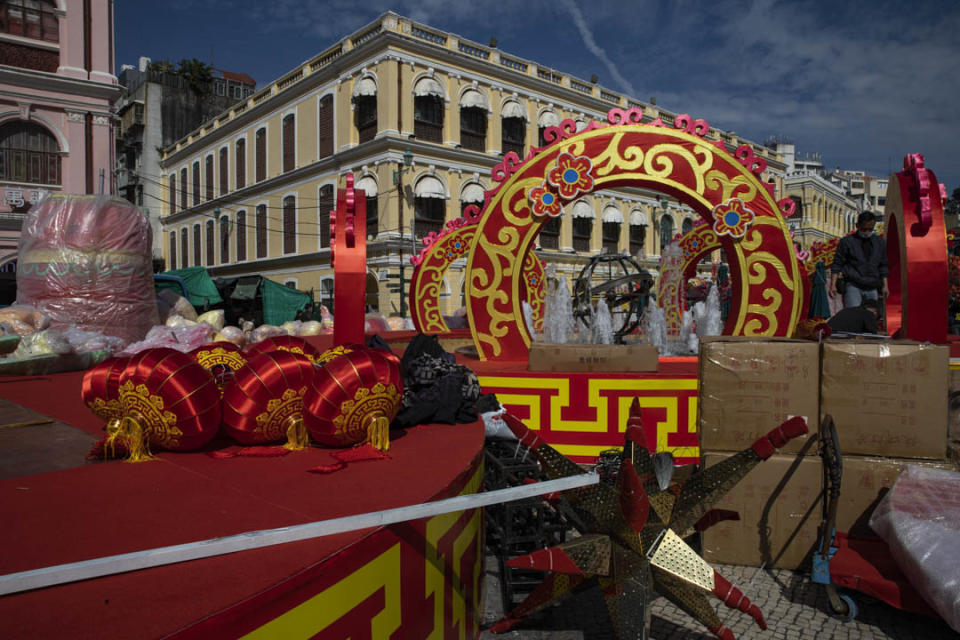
[398,163,406,317]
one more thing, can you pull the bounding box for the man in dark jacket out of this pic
[830,211,889,308]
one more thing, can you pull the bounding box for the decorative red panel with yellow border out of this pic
[478,372,699,465]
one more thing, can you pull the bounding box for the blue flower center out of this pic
[724,210,740,226]
[563,168,579,184]
[542,193,555,205]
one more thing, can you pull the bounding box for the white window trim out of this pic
[255,126,268,183]
[255,200,270,259]
[282,109,297,172]
[281,191,298,255]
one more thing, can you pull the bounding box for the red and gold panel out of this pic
[478,371,699,464]
[81,356,130,423]
[190,342,247,395]
[410,220,546,334]
[465,111,803,360]
[885,154,948,342]
[167,457,485,639]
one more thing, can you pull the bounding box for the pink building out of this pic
[0,0,120,270]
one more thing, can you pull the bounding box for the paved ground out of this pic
[478,556,957,639]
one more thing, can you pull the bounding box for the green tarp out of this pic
[157,266,223,308]
[230,279,260,300]
[261,278,310,326]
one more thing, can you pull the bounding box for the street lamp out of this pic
[394,149,414,317]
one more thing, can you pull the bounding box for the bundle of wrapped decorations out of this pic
[17,195,158,344]
[84,337,405,460]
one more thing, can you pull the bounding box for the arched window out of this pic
[681,217,694,235]
[236,210,246,261]
[0,120,61,185]
[255,127,266,182]
[318,184,333,249]
[318,95,334,158]
[355,176,379,238]
[218,147,228,196]
[629,209,648,257]
[255,205,267,258]
[538,110,559,147]
[192,223,201,266]
[413,77,444,143]
[219,215,230,263]
[168,231,177,271]
[204,155,214,200]
[602,205,622,253]
[180,228,188,268]
[459,182,484,217]
[413,175,446,239]
[501,101,526,157]
[205,219,214,265]
[282,114,295,173]
[168,174,176,214]
[352,78,377,144]
[571,201,594,253]
[235,138,245,189]
[659,215,674,252]
[282,195,296,254]
[192,161,200,205]
[459,89,488,152]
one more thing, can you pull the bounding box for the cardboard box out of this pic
[836,455,957,535]
[698,338,819,454]
[527,343,659,373]
[700,452,821,569]
[821,341,948,459]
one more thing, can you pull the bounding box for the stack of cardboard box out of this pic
[697,337,953,570]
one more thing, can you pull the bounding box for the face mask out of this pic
[857,231,874,238]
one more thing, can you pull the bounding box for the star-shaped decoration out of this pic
[492,400,808,640]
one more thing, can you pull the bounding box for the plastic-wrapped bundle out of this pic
[870,466,960,632]
[16,195,158,344]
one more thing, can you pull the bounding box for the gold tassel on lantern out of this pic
[364,414,390,452]
[103,415,154,463]
[283,415,310,451]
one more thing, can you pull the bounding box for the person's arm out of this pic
[881,276,889,298]
[877,237,889,297]
[830,240,847,296]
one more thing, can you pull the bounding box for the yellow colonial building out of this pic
[158,12,785,315]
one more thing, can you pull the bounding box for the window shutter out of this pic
[169,175,176,214]
[206,220,214,265]
[235,139,245,189]
[318,95,333,159]
[219,147,228,195]
[283,195,296,253]
[255,129,266,182]
[220,216,230,263]
[236,211,247,261]
[256,205,267,258]
[318,185,333,248]
[282,115,295,172]
[193,224,201,266]
[180,231,188,268]
[180,168,188,209]
[205,156,213,200]
[192,161,200,205]
[169,232,177,271]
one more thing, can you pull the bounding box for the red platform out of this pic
[0,370,485,639]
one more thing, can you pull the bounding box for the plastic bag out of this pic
[165,315,197,328]
[482,406,517,440]
[61,326,126,355]
[0,305,49,334]
[119,323,214,355]
[281,320,302,336]
[870,466,960,632]
[299,320,323,336]
[11,329,73,358]
[215,326,245,347]
[158,289,197,321]
[197,309,225,331]
[16,195,159,343]
[249,325,286,344]
[364,312,390,334]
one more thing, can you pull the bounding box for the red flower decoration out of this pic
[528,184,563,217]
[547,152,594,199]
[711,198,756,238]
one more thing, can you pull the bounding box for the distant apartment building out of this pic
[159,12,785,315]
[115,57,255,259]
[766,138,859,248]
[0,0,120,269]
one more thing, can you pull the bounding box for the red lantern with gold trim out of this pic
[246,335,322,364]
[81,356,130,425]
[190,342,247,395]
[303,346,402,450]
[314,343,359,365]
[221,350,316,446]
[113,348,222,459]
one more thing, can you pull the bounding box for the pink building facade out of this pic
[0,0,120,269]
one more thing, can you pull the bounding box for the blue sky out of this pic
[115,0,960,191]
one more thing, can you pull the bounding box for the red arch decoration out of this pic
[465,110,803,360]
[884,154,948,342]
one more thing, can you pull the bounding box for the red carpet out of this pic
[0,371,484,639]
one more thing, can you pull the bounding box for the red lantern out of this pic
[303,346,402,450]
[246,335,322,364]
[81,356,130,425]
[190,342,247,395]
[114,348,222,459]
[221,350,316,446]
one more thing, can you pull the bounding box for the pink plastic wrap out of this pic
[870,466,960,631]
[17,195,158,344]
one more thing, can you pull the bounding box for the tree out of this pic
[945,187,960,218]
[175,58,213,94]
